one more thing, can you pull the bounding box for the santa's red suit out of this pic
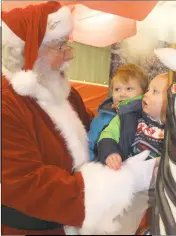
[2,76,91,235]
[2,2,157,235]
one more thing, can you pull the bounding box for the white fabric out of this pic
[154,48,176,72]
[65,192,150,235]
[43,6,73,44]
[124,150,156,192]
[65,192,149,235]
[114,191,149,235]
[71,4,136,47]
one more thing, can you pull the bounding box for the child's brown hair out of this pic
[111,64,149,93]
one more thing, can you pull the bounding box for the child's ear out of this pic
[154,48,176,71]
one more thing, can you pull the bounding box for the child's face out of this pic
[142,74,168,122]
[112,78,143,105]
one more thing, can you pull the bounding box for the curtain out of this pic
[68,41,111,85]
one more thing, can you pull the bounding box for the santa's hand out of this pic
[124,151,157,192]
[123,150,150,166]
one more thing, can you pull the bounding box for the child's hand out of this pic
[105,153,122,170]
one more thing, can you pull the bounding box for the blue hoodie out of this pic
[88,97,116,161]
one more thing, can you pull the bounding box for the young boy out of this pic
[88,64,149,161]
[97,73,169,170]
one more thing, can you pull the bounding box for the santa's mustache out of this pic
[33,55,72,78]
[59,60,72,74]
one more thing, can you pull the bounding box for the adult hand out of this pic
[124,150,157,192]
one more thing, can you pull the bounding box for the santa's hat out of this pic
[2,1,72,96]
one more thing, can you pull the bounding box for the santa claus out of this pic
[2,1,158,235]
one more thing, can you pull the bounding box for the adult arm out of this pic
[2,97,85,227]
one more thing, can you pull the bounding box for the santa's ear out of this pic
[154,48,176,71]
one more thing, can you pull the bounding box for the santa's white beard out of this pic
[33,55,71,103]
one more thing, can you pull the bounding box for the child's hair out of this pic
[111,64,149,92]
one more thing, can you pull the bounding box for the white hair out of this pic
[2,43,24,73]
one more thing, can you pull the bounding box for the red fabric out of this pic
[2,76,92,234]
[62,1,158,21]
[2,1,157,21]
[135,208,152,235]
[71,81,109,115]
[2,1,61,71]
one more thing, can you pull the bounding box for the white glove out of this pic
[124,150,157,192]
[123,150,151,165]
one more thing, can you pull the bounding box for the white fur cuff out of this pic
[79,162,134,234]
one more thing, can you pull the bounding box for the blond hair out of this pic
[111,64,149,93]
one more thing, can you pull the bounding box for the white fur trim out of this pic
[34,86,89,169]
[79,162,134,234]
[11,71,38,97]
[154,48,176,71]
[2,21,25,47]
[43,6,73,44]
